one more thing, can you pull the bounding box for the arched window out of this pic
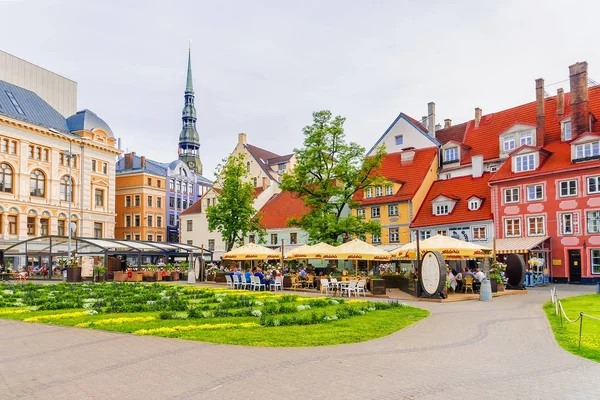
[246,161,251,171]
[60,176,73,201]
[0,163,13,193]
[30,170,45,197]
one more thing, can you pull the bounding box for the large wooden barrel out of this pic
[505,254,526,288]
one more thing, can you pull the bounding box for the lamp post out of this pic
[480,249,493,301]
[64,140,76,267]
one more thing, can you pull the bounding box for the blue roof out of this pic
[116,154,167,176]
[0,80,70,133]
[66,109,114,138]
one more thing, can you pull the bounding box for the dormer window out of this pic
[436,204,449,215]
[444,147,459,163]
[514,153,535,172]
[468,199,480,210]
[520,132,533,146]
[375,186,383,197]
[366,187,373,198]
[385,185,393,195]
[562,120,572,141]
[575,141,600,160]
[503,135,516,152]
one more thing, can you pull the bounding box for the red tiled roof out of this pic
[258,191,310,229]
[435,122,468,145]
[245,144,284,180]
[411,173,493,228]
[354,147,438,205]
[489,140,600,183]
[453,85,600,165]
[403,114,428,132]
[179,187,265,216]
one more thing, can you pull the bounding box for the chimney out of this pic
[422,116,428,130]
[141,156,146,168]
[444,119,452,128]
[262,177,270,190]
[400,149,415,164]
[535,78,546,147]
[556,88,565,117]
[124,152,133,170]
[472,155,483,178]
[569,61,590,138]
[474,108,482,128]
[428,102,436,138]
[238,132,247,145]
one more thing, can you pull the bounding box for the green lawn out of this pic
[0,283,428,347]
[544,294,600,362]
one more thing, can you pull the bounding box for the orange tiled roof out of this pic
[435,121,468,145]
[354,147,438,205]
[258,191,310,229]
[411,173,493,228]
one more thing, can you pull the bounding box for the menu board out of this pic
[81,256,94,278]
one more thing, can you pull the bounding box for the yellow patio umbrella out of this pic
[284,242,337,260]
[322,239,392,275]
[222,243,282,261]
[390,234,491,260]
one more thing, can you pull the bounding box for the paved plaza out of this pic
[0,284,598,400]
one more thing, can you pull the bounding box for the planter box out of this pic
[491,278,499,293]
[66,267,82,283]
[215,272,227,283]
[382,275,403,289]
[129,272,143,282]
[113,271,126,282]
[371,279,386,295]
[170,271,180,281]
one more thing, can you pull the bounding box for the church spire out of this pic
[178,46,203,175]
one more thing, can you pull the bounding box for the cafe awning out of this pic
[222,243,281,261]
[494,236,550,254]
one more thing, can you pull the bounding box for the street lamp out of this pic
[64,140,77,267]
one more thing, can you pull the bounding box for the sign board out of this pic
[552,259,562,266]
[418,251,445,298]
[81,256,94,278]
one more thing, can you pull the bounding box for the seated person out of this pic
[244,269,252,283]
[254,268,265,285]
[299,267,307,279]
[234,268,243,281]
[474,267,485,282]
[455,268,464,292]
[463,267,475,280]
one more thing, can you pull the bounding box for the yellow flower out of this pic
[133,322,259,336]
[0,309,32,315]
[76,316,155,328]
[24,311,87,323]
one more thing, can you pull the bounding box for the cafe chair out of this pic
[320,279,331,296]
[463,276,474,294]
[225,274,234,289]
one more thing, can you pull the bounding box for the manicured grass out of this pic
[0,283,428,347]
[544,294,600,362]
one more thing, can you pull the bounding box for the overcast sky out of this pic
[2,0,599,179]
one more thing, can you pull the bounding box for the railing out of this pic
[550,287,600,350]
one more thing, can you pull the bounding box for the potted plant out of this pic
[370,278,386,295]
[205,264,218,282]
[93,265,107,282]
[490,262,506,293]
[66,256,82,283]
[178,261,189,280]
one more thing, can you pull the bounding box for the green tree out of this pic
[281,110,386,244]
[207,154,264,251]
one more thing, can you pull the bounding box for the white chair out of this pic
[232,274,242,289]
[239,275,250,290]
[271,276,283,291]
[320,279,331,296]
[253,276,265,291]
[225,274,234,289]
[342,280,357,297]
[356,280,367,297]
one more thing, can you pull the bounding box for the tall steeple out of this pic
[178,47,203,175]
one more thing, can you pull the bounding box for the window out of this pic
[504,188,519,203]
[148,196,153,207]
[271,234,278,245]
[562,121,572,141]
[183,200,188,209]
[157,180,161,188]
[444,147,459,162]
[94,223,102,238]
[125,215,131,227]
[176,181,181,192]
[290,232,298,244]
[157,197,162,208]
[515,153,535,172]
[472,226,486,241]
[560,213,580,235]
[156,235,162,242]
[169,197,175,208]
[375,186,383,197]
[102,163,108,174]
[208,239,215,251]
[58,219,65,236]
[585,211,600,234]
[588,176,600,194]
[366,187,373,198]
[0,163,13,193]
[503,135,516,152]
[9,141,16,154]
[371,234,381,244]
[490,165,498,172]
[27,217,35,235]
[30,169,45,197]
[386,185,393,195]
[246,161,250,171]
[388,204,399,216]
[436,230,447,236]
[0,139,6,153]
[468,200,480,210]
[169,215,175,226]
[356,208,365,218]
[42,149,48,161]
[435,204,449,215]
[395,135,403,145]
[371,206,380,218]
[389,228,399,243]
[35,147,40,160]
[91,160,97,172]
[8,215,17,235]
[419,230,431,240]
[252,177,257,187]
[28,145,33,158]
[134,215,141,227]
[156,216,162,228]
[147,178,152,185]
[40,219,49,236]
[177,198,181,209]
[95,189,104,206]
[147,215,153,227]
[504,218,521,237]
[134,234,140,241]
[527,216,545,236]
[169,180,174,191]
[57,176,71,202]
[575,142,600,160]
[526,184,543,201]
[147,234,153,241]
[520,132,533,146]
[559,180,577,197]
[249,235,255,244]
[187,220,193,231]
[134,195,140,207]
[125,196,131,207]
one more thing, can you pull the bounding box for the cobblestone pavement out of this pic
[0,284,597,400]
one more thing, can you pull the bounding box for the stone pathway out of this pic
[0,284,597,399]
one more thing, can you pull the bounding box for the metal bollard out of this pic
[596,282,600,294]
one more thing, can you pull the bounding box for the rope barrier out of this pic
[551,287,600,350]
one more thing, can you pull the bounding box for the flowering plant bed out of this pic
[0,283,428,347]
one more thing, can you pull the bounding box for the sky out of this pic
[1,0,600,179]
